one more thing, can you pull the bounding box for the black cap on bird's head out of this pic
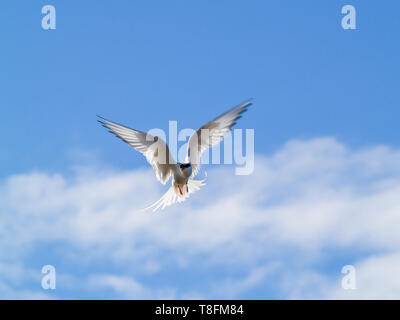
[179,163,191,170]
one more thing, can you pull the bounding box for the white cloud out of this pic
[0,262,52,299]
[212,264,280,299]
[325,252,400,299]
[1,137,400,298]
[87,274,176,299]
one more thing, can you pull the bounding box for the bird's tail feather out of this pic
[143,179,205,212]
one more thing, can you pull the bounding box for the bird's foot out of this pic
[177,185,183,195]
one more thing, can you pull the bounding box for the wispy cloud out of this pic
[1,137,400,298]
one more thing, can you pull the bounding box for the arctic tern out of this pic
[98,99,252,211]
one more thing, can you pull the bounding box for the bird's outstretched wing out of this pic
[185,99,252,177]
[98,116,176,184]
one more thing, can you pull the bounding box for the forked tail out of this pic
[143,179,205,212]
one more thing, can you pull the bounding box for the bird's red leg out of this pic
[186,184,188,193]
[177,185,183,195]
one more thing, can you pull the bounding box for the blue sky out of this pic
[1,1,400,299]
[2,0,399,176]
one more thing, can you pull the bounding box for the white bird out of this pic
[98,99,252,211]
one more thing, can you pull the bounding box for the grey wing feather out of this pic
[98,116,176,184]
[185,98,253,177]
